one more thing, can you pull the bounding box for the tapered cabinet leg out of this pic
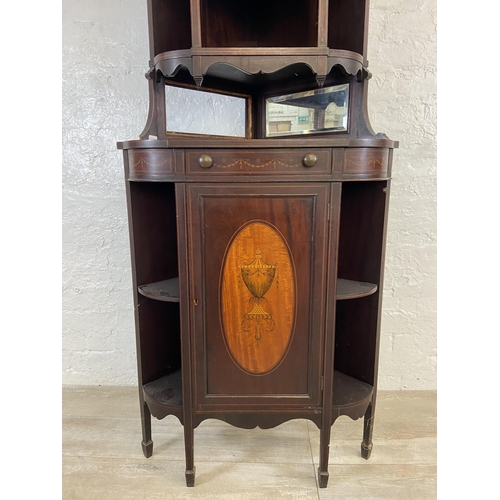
[141,401,153,458]
[185,467,196,487]
[318,468,330,489]
[184,422,195,486]
[361,402,374,459]
[318,427,331,488]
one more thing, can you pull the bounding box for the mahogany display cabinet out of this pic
[117,0,398,488]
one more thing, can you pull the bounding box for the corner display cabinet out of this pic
[117,0,398,488]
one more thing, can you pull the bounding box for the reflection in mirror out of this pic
[165,85,247,137]
[265,84,349,137]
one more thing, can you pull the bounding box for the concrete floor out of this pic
[62,387,436,499]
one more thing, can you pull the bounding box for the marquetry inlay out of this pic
[220,221,296,374]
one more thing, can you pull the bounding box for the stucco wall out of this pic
[62,0,436,389]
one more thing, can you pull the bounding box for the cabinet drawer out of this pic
[343,148,389,176]
[185,149,332,176]
[127,149,174,180]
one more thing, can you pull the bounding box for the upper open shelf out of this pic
[336,278,377,300]
[138,278,180,302]
[147,0,370,85]
[200,0,319,48]
[151,0,368,54]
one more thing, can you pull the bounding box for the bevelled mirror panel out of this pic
[265,84,349,137]
[165,85,248,138]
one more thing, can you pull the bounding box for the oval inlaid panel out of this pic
[220,221,296,374]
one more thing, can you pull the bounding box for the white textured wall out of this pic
[369,0,437,389]
[62,0,436,389]
[62,0,148,385]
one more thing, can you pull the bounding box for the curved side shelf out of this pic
[143,370,183,421]
[154,48,366,86]
[336,278,377,300]
[138,278,179,302]
[331,370,373,424]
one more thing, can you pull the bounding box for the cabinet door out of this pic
[185,184,333,409]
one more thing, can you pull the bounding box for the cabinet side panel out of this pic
[129,183,179,285]
[337,181,387,283]
[136,299,182,384]
[335,180,388,385]
[128,182,181,384]
[328,0,367,55]
[150,0,192,55]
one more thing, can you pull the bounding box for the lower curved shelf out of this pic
[143,370,183,421]
[331,370,373,424]
[142,368,373,425]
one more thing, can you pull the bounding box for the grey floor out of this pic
[62,387,436,499]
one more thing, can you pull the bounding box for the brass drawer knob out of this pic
[199,154,213,168]
[302,153,317,167]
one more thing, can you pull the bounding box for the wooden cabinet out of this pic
[118,0,398,488]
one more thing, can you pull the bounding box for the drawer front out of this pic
[127,149,174,180]
[185,149,332,176]
[343,148,389,176]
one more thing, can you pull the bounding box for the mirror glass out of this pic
[165,85,247,138]
[265,84,349,137]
